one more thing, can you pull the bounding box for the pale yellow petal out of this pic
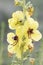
[28,18,39,29]
[8,45,15,54]
[16,11,24,20]
[8,18,17,30]
[31,30,42,41]
[8,44,19,54]
[7,32,15,44]
[12,11,24,21]
[12,12,18,19]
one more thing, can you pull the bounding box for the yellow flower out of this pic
[7,31,32,58]
[16,27,33,52]
[16,27,32,48]
[7,32,19,45]
[7,33,22,59]
[23,17,42,41]
[7,31,24,47]
[8,11,24,30]
[8,39,32,59]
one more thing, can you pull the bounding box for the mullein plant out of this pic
[7,0,42,65]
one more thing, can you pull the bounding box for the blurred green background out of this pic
[0,0,43,65]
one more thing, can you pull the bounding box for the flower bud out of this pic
[27,6,34,16]
[28,43,34,52]
[29,58,35,65]
[8,52,13,57]
[15,0,20,5]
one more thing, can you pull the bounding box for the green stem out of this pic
[23,0,26,18]
[26,1,31,7]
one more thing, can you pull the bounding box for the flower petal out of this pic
[8,18,17,30]
[28,18,39,29]
[7,32,15,44]
[31,30,42,41]
[12,11,24,21]
[8,45,15,54]
[8,44,19,54]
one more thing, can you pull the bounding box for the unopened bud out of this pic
[8,52,13,57]
[28,43,34,52]
[27,6,34,16]
[29,58,35,65]
[15,0,20,5]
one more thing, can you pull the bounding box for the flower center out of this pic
[12,35,18,46]
[19,20,22,22]
[27,28,33,35]
[13,35,18,41]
